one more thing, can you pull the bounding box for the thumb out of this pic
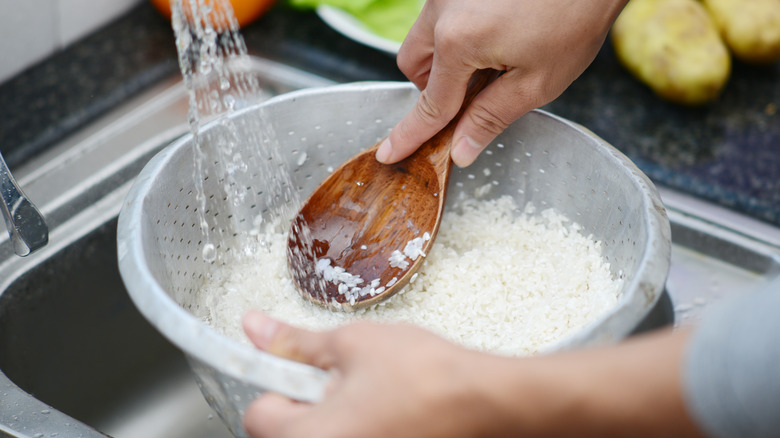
[376,66,473,164]
[243,310,336,370]
[450,71,532,167]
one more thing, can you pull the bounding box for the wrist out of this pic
[465,329,704,438]
[471,353,578,437]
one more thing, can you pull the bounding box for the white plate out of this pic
[316,5,402,54]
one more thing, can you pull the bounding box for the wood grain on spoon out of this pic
[288,69,500,311]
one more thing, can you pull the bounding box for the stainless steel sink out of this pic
[0,56,333,438]
[1,55,779,438]
[659,186,780,325]
[0,216,233,438]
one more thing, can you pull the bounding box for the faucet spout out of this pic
[0,151,48,256]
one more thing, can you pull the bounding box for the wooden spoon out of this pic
[287,69,499,311]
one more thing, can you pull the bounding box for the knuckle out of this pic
[272,325,310,362]
[468,104,512,136]
[396,48,413,74]
[434,26,461,51]
[414,90,445,124]
[274,323,297,347]
[524,73,564,108]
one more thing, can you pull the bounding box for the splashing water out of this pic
[170,0,311,268]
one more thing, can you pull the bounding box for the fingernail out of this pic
[244,311,278,349]
[452,135,482,167]
[376,138,392,163]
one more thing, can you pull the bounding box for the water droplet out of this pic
[220,77,231,91]
[202,243,217,262]
[223,94,236,111]
[232,187,247,205]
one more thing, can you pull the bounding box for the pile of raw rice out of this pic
[194,195,622,356]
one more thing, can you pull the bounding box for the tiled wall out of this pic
[0,0,143,84]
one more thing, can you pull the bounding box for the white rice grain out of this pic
[194,195,621,356]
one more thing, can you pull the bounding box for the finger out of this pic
[450,70,536,167]
[243,392,311,438]
[397,2,436,90]
[377,56,474,164]
[242,310,336,370]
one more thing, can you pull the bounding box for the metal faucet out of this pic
[0,150,48,256]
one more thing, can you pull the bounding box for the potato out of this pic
[702,0,780,64]
[611,0,731,105]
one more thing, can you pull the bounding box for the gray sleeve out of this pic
[682,278,780,438]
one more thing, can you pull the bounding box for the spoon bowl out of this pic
[287,70,498,310]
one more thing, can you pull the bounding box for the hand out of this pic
[241,311,495,438]
[375,0,628,167]
[241,311,705,438]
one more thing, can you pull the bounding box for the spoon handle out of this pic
[419,68,502,166]
[459,68,503,120]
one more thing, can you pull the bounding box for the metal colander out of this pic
[117,82,671,437]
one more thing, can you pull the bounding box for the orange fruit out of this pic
[149,0,277,28]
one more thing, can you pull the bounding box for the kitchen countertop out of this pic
[1,2,778,227]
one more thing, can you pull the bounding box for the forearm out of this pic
[473,329,706,437]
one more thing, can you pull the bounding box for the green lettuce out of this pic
[290,0,423,43]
